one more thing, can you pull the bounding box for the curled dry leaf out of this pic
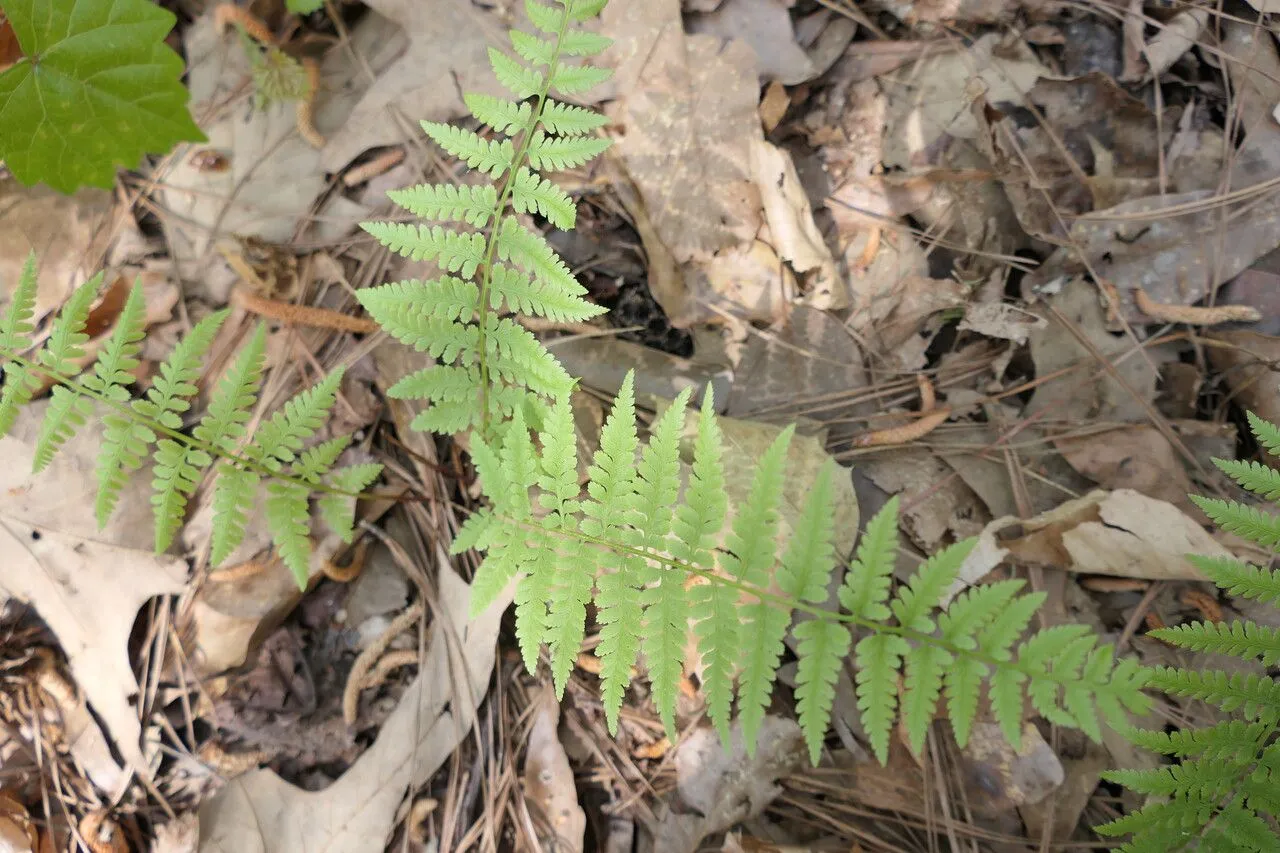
[1054,425,1195,512]
[960,723,1064,815]
[965,489,1231,581]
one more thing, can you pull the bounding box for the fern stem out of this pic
[473,3,573,437]
[0,349,364,501]
[514,516,1106,691]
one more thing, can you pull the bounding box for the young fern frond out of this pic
[1101,413,1280,852]
[0,253,383,589]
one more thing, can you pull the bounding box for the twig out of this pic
[231,287,378,334]
[1134,286,1262,325]
[296,58,325,149]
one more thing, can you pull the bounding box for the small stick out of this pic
[231,287,378,334]
[296,58,325,149]
[214,4,275,45]
[322,539,370,583]
[1134,286,1261,326]
[1179,588,1223,623]
[342,602,424,725]
[343,148,406,187]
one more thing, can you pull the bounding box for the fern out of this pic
[0,253,383,588]
[1100,413,1280,851]
[0,0,1155,787]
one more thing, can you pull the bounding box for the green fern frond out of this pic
[560,30,612,56]
[510,30,555,67]
[1214,457,1280,501]
[1125,721,1269,760]
[839,497,900,621]
[464,93,532,135]
[210,465,260,565]
[266,482,312,585]
[726,427,794,748]
[89,284,149,523]
[793,619,850,764]
[1248,411,1280,456]
[0,252,38,354]
[361,223,486,275]
[892,539,976,633]
[132,310,227,429]
[1189,495,1280,550]
[526,130,612,172]
[1147,667,1280,722]
[1189,554,1280,605]
[511,167,577,229]
[318,463,383,543]
[488,264,604,323]
[152,439,208,553]
[247,368,344,470]
[387,183,497,227]
[856,632,911,765]
[421,122,515,179]
[495,216,581,296]
[549,63,612,95]
[484,316,573,395]
[38,274,101,376]
[525,0,561,33]
[488,47,544,99]
[1153,619,1280,666]
[540,99,609,136]
[569,0,608,19]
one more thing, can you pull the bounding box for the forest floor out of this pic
[2,0,1279,850]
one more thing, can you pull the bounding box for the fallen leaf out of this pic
[749,139,843,309]
[1024,278,1158,424]
[0,480,187,784]
[696,239,795,324]
[1054,426,1195,512]
[647,717,806,853]
[967,489,1230,581]
[961,722,1063,816]
[605,0,762,264]
[758,81,789,132]
[880,0,1019,24]
[958,301,1047,344]
[1139,8,1208,79]
[859,449,988,552]
[686,0,816,84]
[197,561,510,852]
[881,33,1045,171]
[523,688,585,853]
[1206,330,1280,463]
[0,179,115,320]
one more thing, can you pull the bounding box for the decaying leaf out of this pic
[1054,426,1195,512]
[646,717,807,853]
[686,0,816,84]
[198,563,510,852]
[881,33,1045,171]
[0,434,187,784]
[523,688,585,853]
[605,0,762,266]
[966,489,1231,581]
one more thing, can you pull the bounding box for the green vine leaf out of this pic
[0,0,206,193]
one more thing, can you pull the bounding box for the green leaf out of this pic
[267,482,312,588]
[550,62,612,95]
[318,463,383,542]
[510,167,576,230]
[465,93,532,135]
[839,497,899,621]
[387,182,497,227]
[287,0,325,12]
[793,619,850,765]
[855,632,909,765]
[526,130,612,171]
[540,99,609,136]
[0,0,205,193]
[488,48,543,99]
[420,122,514,179]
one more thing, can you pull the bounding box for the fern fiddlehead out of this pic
[1098,413,1280,853]
[0,254,382,587]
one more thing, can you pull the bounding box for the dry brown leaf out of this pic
[1024,278,1159,424]
[967,489,1230,581]
[881,33,1045,171]
[605,0,762,265]
[0,180,115,320]
[523,688,585,853]
[198,562,510,852]
[648,718,806,853]
[958,301,1046,344]
[961,722,1063,816]
[749,139,843,309]
[686,0,816,84]
[1054,426,1195,512]
[0,504,186,784]
[1140,8,1208,79]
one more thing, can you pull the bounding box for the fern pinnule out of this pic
[1247,410,1280,455]
[1188,494,1280,549]
[1188,554,1280,605]
[1151,620,1280,666]
[0,255,42,438]
[839,496,899,621]
[387,183,497,227]
[725,426,794,749]
[31,275,103,472]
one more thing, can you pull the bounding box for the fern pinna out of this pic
[1098,413,1280,852]
[0,254,382,587]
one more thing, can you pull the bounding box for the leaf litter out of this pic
[11,0,1280,849]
